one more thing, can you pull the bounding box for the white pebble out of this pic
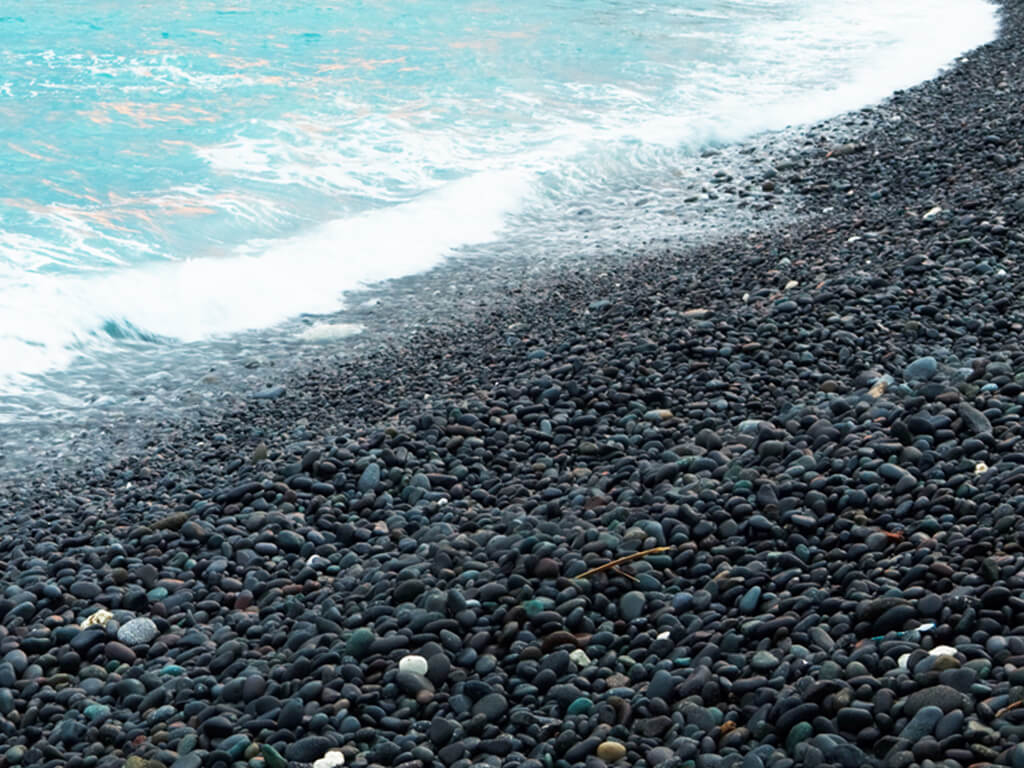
[398,654,428,676]
[313,750,346,768]
[569,649,591,667]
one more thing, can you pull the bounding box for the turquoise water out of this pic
[0,0,999,410]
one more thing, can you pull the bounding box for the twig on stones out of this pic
[995,704,1019,720]
[611,566,640,583]
[574,546,672,580]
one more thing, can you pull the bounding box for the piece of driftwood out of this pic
[574,546,672,580]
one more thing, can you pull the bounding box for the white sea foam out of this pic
[0,169,531,380]
[297,322,365,341]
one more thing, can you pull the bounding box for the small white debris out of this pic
[922,206,943,220]
[742,292,750,303]
[569,649,591,667]
[298,323,365,342]
[847,235,861,243]
[929,645,958,657]
[656,630,671,641]
[313,750,346,768]
[398,654,428,676]
[784,280,799,291]
[975,462,989,475]
[80,608,115,629]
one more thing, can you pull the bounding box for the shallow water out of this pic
[0,0,1000,444]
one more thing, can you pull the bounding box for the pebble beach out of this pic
[3,2,1024,768]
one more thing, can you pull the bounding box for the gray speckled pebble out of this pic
[116,617,158,646]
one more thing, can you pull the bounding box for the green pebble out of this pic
[261,744,288,768]
[160,664,186,676]
[674,657,692,667]
[786,721,814,752]
[221,733,251,759]
[523,598,554,618]
[84,703,111,721]
[178,733,198,755]
[567,697,593,715]
[147,587,169,601]
[345,627,375,659]
[6,745,25,765]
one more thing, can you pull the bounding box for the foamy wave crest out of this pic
[0,169,531,382]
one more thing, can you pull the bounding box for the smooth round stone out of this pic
[472,692,508,722]
[261,745,288,768]
[567,697,593,715]
[286,736,332,762]
[104,641,136,665]
[345,628,375,659]
[534,557,560,578]
[899,705,944,741]
[751,651,778,673]
[904,356,938,381]
[647,669,675,701]
[70,581,102,600]
[646,747,674,765]
[357,463,381,492]
[277,530,304,553]
[399,654,429,676]
[597,741,627,762]
[904,685,965,715]
[739,586,762,614]
[84,703,111,721]
[620,591,646,621]
[785,722,813,752]
[117,617,159,646]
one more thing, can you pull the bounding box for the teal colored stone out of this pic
[674,657,691,667]
[160,664,186,676]
[84,703,110,721]
[148,704,177,723]
[786,721,813,752]
[707,706,724,725]
[5,745,25,765]
[345,627,375,659]
[733,479,752,493]
[169,552,189,568]
[523,598,554,617]
[637,573,661,591]
[147,586,169,601]
[179,733,198,755]
[738,585,762,614]
[261,744,288,768]
[567,697,593,715]
[221,733,250,759]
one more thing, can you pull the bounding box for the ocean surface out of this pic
[0,0,1000,456]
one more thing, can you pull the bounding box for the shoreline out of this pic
[3,3,1024,768]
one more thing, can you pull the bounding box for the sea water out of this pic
[0,0,1000,444]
